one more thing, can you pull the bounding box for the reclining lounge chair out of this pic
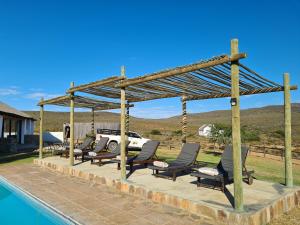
[59,137,94,160]
[83,137,109,162]
[116,140,160,173]
[89,141,130,166]
[190,145,253,192]
[148,143,200,181]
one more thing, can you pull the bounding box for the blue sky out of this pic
[0,0,299,118]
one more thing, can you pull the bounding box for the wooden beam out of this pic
[69,82,75,166]
[38,95,70,106]
[185,85,298,101]
[67,76,124,93]
[120,66,127,180]
[181,96,187,144]
[93,103,134,112]
[231,39,244,212]
[129,93,180,102]
[39,97,44,159]
[38,94,135,111]
[117,53,246,88]
[284,73,293,187]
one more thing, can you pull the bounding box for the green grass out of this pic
[156,148,300,186]
[1,148,300,186]
[0,153,38,166]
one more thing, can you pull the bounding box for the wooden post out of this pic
[9,119,12,136]
[91,108,95,135]
[126,102,130,134]
[181,96,187,144]
[284,73,293,187]
[39,97,44,159]
[120,66,127,180]
[231,39,243,211]
[69,82,75,166]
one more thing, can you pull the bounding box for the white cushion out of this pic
[57,146,66,151]
[116,155,127,161]
[197,167,219,176]
[74,149,82,153]
[88,152,97,156]
[153,161,169,168]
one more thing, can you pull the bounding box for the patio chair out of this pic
[115,140,160,173]
[190,145,254,192]
[47,141,69,153]
[89,140,130,166]
[148,143,201,181]
[83,137,109,162]
[60,137,94,160]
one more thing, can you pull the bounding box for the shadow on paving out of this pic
[0,152,38,165]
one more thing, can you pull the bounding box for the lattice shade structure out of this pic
[67,54,297,102]
[38,95,132,110]
[37,39,298,213]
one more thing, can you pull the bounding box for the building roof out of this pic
[199,124,212,131]
[0,101,35,120]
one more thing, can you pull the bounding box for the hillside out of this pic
[25,103,300,143]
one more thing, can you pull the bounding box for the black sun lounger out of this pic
[89,141,130,166]
[116,140,160,173]
[83,137,109,161]
[59,136,94,159]
[190,145,254,192]
[148,143,200,181]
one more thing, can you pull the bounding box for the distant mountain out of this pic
[24,103,300,142]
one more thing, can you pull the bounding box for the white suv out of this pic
[96,129,150,151]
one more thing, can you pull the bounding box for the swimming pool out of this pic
[0,176,77,225]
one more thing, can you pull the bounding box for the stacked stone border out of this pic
[34,159,300,225]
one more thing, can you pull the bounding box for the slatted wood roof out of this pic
[38,95,133,110]
[67,54,297,102]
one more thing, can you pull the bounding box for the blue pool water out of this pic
[0,177,74,225]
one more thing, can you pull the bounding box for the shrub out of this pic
[172,130,182,136]
[150,129,162,135]
[210,124,260,144]
[210,123,232,145]
[241,127,260,142]
[273,129,285,138]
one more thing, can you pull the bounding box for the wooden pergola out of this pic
[39,39,297,212]
[38,93,133,165]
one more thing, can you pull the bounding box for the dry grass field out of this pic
[25,103,300,144]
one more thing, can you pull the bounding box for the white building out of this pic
[198,124,213,137]
[0,101,35,145]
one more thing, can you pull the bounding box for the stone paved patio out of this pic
[33,156,300,225]
[0,164,211,225]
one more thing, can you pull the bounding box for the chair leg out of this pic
[221,180,225,192]
[117,162,121,170]
[197,177,201,187]
[130,163,133,173]
[172,171,177,181]
[248,175,254,185]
